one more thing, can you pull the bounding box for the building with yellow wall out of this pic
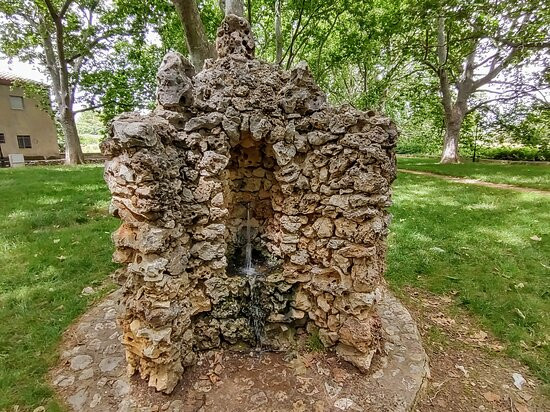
[0,72,60,160]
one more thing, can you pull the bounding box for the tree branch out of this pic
[73,99,134,114]
[43,0,59,20]
[495,37,550,49]
[472,47,520,90]
[59,0,74,18]
[282,0,305,68]
[466,90,546,114]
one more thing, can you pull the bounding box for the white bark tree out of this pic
[42,0,83,164]
[172,0,217,72]
[275,0,283,64]
[0,0,144,164]
[224,0,244,17]
[420,3,549,163]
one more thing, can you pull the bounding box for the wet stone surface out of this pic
[50,288,428,411]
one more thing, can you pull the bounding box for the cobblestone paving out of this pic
[50,288,428,411]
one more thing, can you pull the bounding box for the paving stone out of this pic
[70,355,93,371]
[104,308,117,320]
[90,394,101,408]
[99,356,122,373]
[167,400,184,411]
[103,343,119,355]
[97,377,108,387]
[117,399,138,412]
[61,346,81,359]
[78,368,94,381]
[113,379,131,397]
[53,374,75,388]
[67,389,88,410]
[87,338,102,351]
[109,331,120,340]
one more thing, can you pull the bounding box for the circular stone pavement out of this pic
[50,287,428,411]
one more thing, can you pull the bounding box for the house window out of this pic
[10,95,24,110]
[17,135,32,149]
[0,133,5,143]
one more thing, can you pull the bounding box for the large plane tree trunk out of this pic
[172,0,217,71]
[435,17,464,165]
[225,0,244,16]
[40,5,85,165]
[60,108,84,164]
[440,112,463,164]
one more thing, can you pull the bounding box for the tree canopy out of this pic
[1,0,548,163]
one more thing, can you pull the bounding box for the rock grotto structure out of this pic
[101,15,398,394]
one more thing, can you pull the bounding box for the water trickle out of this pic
[243,203,265,347]
[244,203,254,277]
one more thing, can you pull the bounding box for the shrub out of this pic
[477,147,550,161]
[396,140,440,155]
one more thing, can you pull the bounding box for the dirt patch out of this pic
[398,169,550,196]
[130,350,391,411]
[50,289,428,411]
[402,287,550,412]
[50,285,549,411]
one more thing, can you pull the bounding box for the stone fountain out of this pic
[93,15,427,409]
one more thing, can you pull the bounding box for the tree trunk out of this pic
[61,109,84,164]
[172,0,216,71]
[39,14,84,165]
[275,0,282,64]
[440,111,464,164]
[440,126,460,163]
[225,0,244,17]
[435,16,462,165]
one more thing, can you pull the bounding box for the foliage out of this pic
[490,105,550,150]
[76,110,104,135]
[306,331,324,352]
[478,146,550,162]
[76,111,104,152]
[75,0,197,123]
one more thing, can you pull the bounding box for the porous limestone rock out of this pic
[102,13,397,394]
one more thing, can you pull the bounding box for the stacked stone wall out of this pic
[102,14,397,393]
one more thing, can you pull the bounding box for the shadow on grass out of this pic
[0,165,119,410]
[388,172,550,384]
[397,156,550,190]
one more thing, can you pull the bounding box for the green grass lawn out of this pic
[388,172,550,385]
[0,164,549,410]
[0,165,118,411]
[398,156,550,191]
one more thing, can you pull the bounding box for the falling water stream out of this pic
[244,203,265,348]
[244,204,254,277]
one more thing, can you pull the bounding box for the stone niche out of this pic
[101,15,397,394]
